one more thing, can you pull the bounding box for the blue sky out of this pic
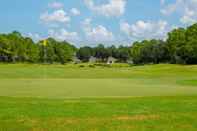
[0,0,196,46]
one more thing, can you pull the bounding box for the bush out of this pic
[79,65,85,68]
[89,65,95,68]
[94,63,111,67]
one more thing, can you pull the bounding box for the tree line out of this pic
[0,31,76,64]
[0,23,197,65]
[131,23,197,65]
[77,44,130,62]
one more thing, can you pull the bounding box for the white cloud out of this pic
[40,2,82,43]
[48,1,64,9]
[82,18,92,32]
[84,0,126,17]
[161,0,197,25]
[120,22,131,36]
[27,33,42,42]
[120,20,170,40]
[49,29,79,41]
[70,8,81,16]
[180,7,197,24]
[160,0,183,15]
[82,18,114,42]
[40,9,70,24]
[86,25,114,42]
[160,0,165,5]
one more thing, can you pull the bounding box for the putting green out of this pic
[0,78,197,98]
[0,64,197,98]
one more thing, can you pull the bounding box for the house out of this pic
[89,56,97,63]
[72,56,81,64]
[0,56,8,62]
[127,59,133,64]
[107,56,116,64]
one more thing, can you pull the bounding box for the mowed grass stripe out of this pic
[0,64,197,79]
[0,79,197,98]
[0,96,197,131]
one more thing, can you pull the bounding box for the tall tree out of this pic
[77,46,93,62]
[166,28,186,63]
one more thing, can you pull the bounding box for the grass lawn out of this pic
[0,64,197,130]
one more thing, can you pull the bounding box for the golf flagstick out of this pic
[43,39,47,79]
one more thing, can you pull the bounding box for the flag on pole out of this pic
[43,39,47,46]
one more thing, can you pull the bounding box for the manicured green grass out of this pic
[0,64,197,130]
[178,79,197,86]
[1,79,197,98]
[0,63,197,79]
[0,64,197,98]
[0,96,197,131]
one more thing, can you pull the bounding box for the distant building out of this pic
[127,59,133,64]
[0,56,8,62]
[72,56,81,64]
[89,56,97,63]
[107,56,116,64]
